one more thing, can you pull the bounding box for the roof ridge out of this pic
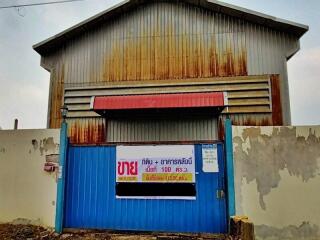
[33,0,308,55]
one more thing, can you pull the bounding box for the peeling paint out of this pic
[0,147,5,154]
[234,127,320,210]
[0,129,60,227]
[39,137,59,156]
[45,154,59,164]
[31,139,38,151]
[255,222,320,240]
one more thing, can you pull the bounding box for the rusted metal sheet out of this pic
[101,32,247,82]
[49,64,64,129]
[43,1,300,143]
[270,74,283,126]
[218,114,273,140]
[45,2,254,88]
[64,75,272,89]
[62,74,277,143]
[33,0,308,56]
[63,75,272,119]
[67,117,218,144]
[68,118,106,144]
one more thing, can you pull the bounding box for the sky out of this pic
[0,0,319,129]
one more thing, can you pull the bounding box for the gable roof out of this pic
[33,0,308,55]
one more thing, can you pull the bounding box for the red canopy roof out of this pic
[92,92,226,111]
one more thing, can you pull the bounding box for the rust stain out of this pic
[49,25,250,143]
[240,117,273,126]
[209,36,220,77]
[218,117,225,140]
[48,23,260,144]
[102,26,248,82]
[218,114,273,140]
[49,64,65,129]
[218,74,284,138]
[68,119,106,144]
[270,74,283,125]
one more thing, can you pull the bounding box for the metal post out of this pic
[55,121,68,233]
[14,119,18,130]
[225,118,236,218]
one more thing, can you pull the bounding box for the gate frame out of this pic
[224,119,236,219]
[55,122,68,233]
[55,120,235,233]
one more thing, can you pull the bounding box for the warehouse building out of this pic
[34,0,307,234]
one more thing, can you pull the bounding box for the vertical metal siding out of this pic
[45,1,298,140]
[68,118,106,144]
[64,75,273,117]
[107,118,218,142]
[64,144,227,233]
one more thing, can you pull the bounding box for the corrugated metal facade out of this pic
[107,118,218,143]
[63,74,280,143]
[40,1,300,144]
[64,144,227,233]
[64,75,272,117]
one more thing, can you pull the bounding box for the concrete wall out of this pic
[233,125,320,240]
[0,129,60,227]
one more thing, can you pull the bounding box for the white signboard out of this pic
[202,144,219,173]
[116,145,195,183]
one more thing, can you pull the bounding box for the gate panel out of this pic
[64,144,227,233]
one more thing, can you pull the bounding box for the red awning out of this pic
[92,92,226,111]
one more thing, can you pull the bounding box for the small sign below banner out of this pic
[202,144,219,173]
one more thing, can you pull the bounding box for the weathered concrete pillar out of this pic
[230,216,255,240]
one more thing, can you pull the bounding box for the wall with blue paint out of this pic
[64,144,227,233]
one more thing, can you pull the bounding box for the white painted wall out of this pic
[233,125,320,240]
[0,129,60,227]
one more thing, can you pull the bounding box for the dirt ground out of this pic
[0,224,230,240]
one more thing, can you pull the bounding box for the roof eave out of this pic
[33,0,132,55]
[33,0,309,56]
[204,0,308,36]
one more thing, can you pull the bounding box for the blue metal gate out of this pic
[64,144,227,233]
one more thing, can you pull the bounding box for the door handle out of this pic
[216,189,225,199]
